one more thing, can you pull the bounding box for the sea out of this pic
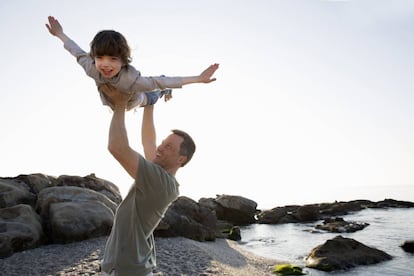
[239,207,414,276]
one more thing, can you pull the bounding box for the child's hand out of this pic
[45,16,64,37]
[199,63,219,83]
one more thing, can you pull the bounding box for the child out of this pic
[45,16,219,110]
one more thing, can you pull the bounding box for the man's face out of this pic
[153,134,186,169]
[94,55,123,79]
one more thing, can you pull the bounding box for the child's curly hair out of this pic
[89,30,132,65]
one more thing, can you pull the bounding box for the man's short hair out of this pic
[172,129,196,167]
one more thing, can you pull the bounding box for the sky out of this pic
[1,0,413,209]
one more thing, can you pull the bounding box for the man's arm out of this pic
[141,105,157,161]
[104,86,140,179]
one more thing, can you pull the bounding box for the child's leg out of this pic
[143,89,172,106]
[144,90,161,106]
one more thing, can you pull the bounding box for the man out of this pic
[99,66,217,275]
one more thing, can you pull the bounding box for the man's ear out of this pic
[177,155,187,166]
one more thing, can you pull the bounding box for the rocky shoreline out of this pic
[1,173,414,274]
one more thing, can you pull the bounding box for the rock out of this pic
[375,199,414,208]
[36,186,117,243]
[155,196,217,241]
[226,226,241,241]
[14,173,56,194]
[293,205,320,222]
[36,186,117,214]
[401,240,414,253]
[215,220,235,239]
[315,217,369,233]
[306,235,392,271]
[48,201,114,243]
[56,174,122,204]
[0,204,44,258]
[214,195,258,225]
[257,204,319,224]
[0,178,36,208]
[319,200,374,217]
[198,197,218,210]
[257,206,300,224]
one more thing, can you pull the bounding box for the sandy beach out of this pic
[0,236,280,276]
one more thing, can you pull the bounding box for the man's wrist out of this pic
[113,104,127,111]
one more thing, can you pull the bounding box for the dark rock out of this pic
[226,226,241,241]
[214,195,258,225]
[0,204,44,258]
[36,186,117,243]
[293,205,320,222]
[257,206,300,224]
[14,173,57,194]
[198,197,218,210]
[0,178,36,208]
[375,199,414,208]
[155,196,216,241]
[401,240,414,253]
[319,200,374,217]
[213,220,234,239]
[48,201,114,243]
[306,235,392,271]
[56,174,122,204]
[315,217,369,233]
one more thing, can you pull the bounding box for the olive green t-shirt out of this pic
[101,155,180,275]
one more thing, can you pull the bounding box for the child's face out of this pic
[95,55,123,79]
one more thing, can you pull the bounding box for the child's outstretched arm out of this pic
[45,16,70,43]
[46,16,100,83]
[181,63,220,85]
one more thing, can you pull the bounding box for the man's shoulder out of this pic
[136,155,179,198]
[139,155,174,179]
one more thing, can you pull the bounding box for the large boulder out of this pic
[0,178,36,208]
[0,204,44,258]
[48,201,114,243]
[306,235,392,271]
[36,186,117,243]
[215,195,257,225]
[155,196,216,241]
[56,174,122,204]
[200,195,258,225]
